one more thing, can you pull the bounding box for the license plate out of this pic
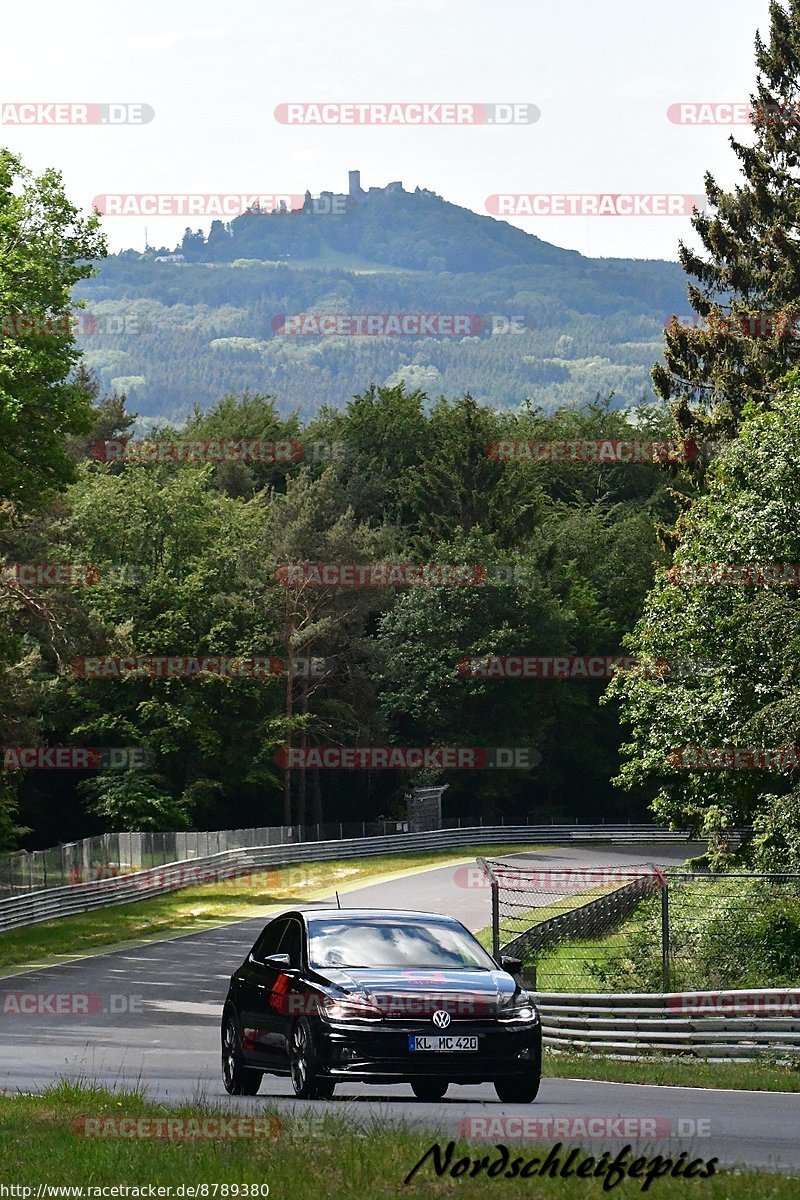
[409,1035,478,1052]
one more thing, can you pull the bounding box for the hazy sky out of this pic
[1,0,774,261]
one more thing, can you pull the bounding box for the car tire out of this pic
[221,1012,263,1096]
[410,1079,449,1101]
[494,1074,540,1103]
[289,1017,336,1100]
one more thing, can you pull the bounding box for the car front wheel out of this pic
[289,1017,336,1100]
[221,1012,262,1096]
[494,1074,540,1103]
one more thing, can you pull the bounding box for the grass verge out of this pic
[543,1050,800,1093]
[474,884,631,991]
[0,1083,794,1197]
[0,844,542,976]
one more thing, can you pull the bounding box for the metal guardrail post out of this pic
[661,879,671,992]
[477,857,501,960]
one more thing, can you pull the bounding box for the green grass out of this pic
[0,844,543,976]
[0,1084,793,1197]
[544,1050,800,1092]
[474,881,631,990]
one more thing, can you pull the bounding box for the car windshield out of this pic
[306,918,497,970]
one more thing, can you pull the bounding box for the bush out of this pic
[588,880,800,992]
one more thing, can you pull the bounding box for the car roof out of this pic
[279,908,465,923]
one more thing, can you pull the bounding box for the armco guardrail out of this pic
[0,819,700,897]
[533,989,800,1061]
[0,824,696,933]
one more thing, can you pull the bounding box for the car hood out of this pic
[320,967,517,1018]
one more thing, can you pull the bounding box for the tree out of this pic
[608,377,800,865]
[178,392,301,497]
[400,393,545,549]
[67,365,137,461]
[48,463,286,832]
[654,0,800,444]
[256,467,394,824]
[305,383,431,527]
[0,150,106,509]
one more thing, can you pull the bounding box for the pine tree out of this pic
[654,0,800,443]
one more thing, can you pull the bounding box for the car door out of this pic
[270,917,306,1060]
[236,918,288,1065]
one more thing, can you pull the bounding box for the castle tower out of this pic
[348,170,362,198]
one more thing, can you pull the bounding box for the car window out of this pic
[278,919,303,969]
[251,918,288,963]
[307,919,496,970]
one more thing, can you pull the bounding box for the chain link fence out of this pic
[0,820,413,897]
[0,819,688,900]
[481,859,800,993]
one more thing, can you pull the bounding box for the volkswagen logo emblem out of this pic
[432,1009,451,1029]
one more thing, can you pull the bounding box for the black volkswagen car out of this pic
[221,908,541,1101]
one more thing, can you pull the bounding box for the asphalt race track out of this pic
[2,843,799,1173]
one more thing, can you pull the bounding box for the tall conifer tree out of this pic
[655,0,800,441]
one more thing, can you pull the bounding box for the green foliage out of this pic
[0,379,683,844]
[591,880,800,992]
[609,381,800,848]
[655,0,800,441]
[0,150,106,508]
[78,767,191,831]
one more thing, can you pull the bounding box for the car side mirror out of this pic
[500,955,523,975]
[263,952,293,970]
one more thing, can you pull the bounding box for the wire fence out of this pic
[482,859,800,994]
[0,819,692,900]
[0,821,411,897]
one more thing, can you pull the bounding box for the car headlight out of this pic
[319,994,383,1023]
[497,992,540,1023]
